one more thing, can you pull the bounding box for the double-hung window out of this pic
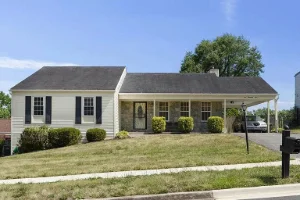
[84,97,94,116]
[180,102,189,117]
[34,97,44,116]
[158,102,169,121]
[201,102,211,121]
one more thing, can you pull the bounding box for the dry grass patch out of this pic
[0,134,280,179]
[1,166,300,200]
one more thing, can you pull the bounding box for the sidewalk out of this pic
[0,159,299,185]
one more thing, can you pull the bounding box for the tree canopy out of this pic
[0,91,11,119]
[180,34,264,77]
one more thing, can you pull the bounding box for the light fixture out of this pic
[241,103,247,112]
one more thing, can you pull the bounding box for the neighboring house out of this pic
[10,66,278,153]
[0,119,11,136]
[295,71,300,124]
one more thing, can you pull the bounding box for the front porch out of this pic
[120,101,223,132]
[119,94,278,133]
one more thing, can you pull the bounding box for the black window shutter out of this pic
[45,96,52,124]
[25,96,31,124]
[75,96,81,124]
[96,96,102,124]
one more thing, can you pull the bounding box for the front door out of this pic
[133,102,147,130]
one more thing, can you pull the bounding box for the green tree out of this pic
[0,91,11,119]
[180,33,264,77]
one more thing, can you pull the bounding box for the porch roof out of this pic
[120,73,277,94]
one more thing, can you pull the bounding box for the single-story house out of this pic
[10,66,278,152]
[0,119,11,137]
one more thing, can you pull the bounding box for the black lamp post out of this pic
[241,103,249,154]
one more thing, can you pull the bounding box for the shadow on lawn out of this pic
[254,175,278,184]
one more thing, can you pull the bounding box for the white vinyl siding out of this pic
[11,91,115,153]
[201,102,211,121]
[114,68,127,135]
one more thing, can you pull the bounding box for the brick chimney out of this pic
[208,67,219,77]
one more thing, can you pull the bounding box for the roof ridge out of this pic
[127,72,210,75]
[42,66,126,68]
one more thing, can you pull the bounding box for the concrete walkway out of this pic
[1,160,300,185]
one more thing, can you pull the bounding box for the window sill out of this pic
[81,122,95,125]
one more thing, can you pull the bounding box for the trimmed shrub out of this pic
[0,138,4,156]
[115,130,130,139]
[86,128,106,142]
[152,117,166,133]
[233,121,242,132]
[48,127,81,148]
[18,126,49,153]
[207,116,224,133]
[178,117,194,133]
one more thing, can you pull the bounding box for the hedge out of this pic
[18,126,49,153]
[152,117,166,133]
[48,127,81,148]
[178,117,194,133]
[207,116,224,133]
[86,128,106,142]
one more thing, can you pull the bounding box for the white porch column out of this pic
[267,101,270,133]
[189,99,191,117]
[223,99,227,133]
[274,97,278,132]
[153,100,156,117]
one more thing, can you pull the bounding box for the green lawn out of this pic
[1,166,300,200]
[291,126,300,134]
[0,134,281,179]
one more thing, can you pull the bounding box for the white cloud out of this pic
[0,57,76,70]
[221,0,238,23]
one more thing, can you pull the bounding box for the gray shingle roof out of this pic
[120,73,277,94]
[11,66,125,90]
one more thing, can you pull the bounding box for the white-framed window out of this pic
[180,102,189,117]
[158,102,169,121]
[33,97,44,116]
[84,97,94,116]
[201,102,211,121]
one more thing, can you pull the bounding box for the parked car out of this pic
[241,116,268,133]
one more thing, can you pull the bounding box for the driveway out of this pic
[234,133,300,159]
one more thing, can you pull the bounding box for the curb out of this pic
[213,183,300,199]
[85,191,213,200]
[85,183,300,200]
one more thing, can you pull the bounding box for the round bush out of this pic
[207,116,224,133]
[48,127,81,148]
[152,117,166,133]
[115,130,130,139]
[18,126,49,153]
[86,128,106,142]
[178,117,194,133]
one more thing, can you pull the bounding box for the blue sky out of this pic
[0,0,299,110]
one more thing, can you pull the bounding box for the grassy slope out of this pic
[0,134,281,179]
[1,166,300,200]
